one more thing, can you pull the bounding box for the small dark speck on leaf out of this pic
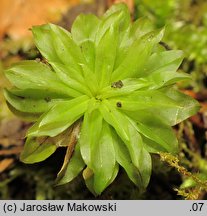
[95,97,102,101]
[116,102,122,108]
[111,80,124,88]
[44,97,51,102]
[80,45,84,51]
[18,96,25,100]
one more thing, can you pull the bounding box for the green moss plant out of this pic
[3,3,200,195]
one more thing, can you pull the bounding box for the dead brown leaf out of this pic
[56,121,81,181]
[0,158,14,173]
[0,118,31,148]
[0,146,23,156]
[0,0,80,40]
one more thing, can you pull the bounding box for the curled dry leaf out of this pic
[56,121,81,181]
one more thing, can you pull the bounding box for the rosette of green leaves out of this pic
[4,3,200,195]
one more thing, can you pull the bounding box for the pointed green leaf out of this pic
[141,135,167,153]
[126,119,145,168]
[95,25,118,88]
[112,29,164,81]
[79,64,99,96]
[20,137,57,163]
[32,24,84,70]
[127,111,178,154]
[80,40,95,71]
[142,70,191,90]
[4,89,56,113]
[82,167,96,196]
[49,61,84,84]
[92,121,116,194]
[111,126,151,188]
[50,24,85,71]
[49,62,92,96]
[28,95,89,137]
[137,50,188,89]
[71,14,100,44]
[99,101,129,142]
[130,17,154,40]
[158,88,201,125]
[101,3,130,69]
[96,6,129,45]
[144,50,184,76]
[83,164,119,196]
[7,86,73,100]
[113,17,154,69]
[99,101,146,176]
[137,147,152,188]
[110,127,142,186]
[103,3,130,34]
[79,103,102,166]
[6,102,40,121]
[108,90,181,111]
[105,162,119,188]
[124,89,200,127]
[31,24,59,62]
[5,60,81,98]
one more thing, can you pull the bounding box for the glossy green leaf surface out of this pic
[4,3,200,195]
[132,113,178,154]
[79,104,103,166]
[95,25,118,88]
[20,137,57,163]
[158,88,200,125]
[92,121,116,194]
[111,127,143,186]
[5,60,80,98]
[144,50,184,75]
[108,90,181,111]
[111,28,164,81]
[99,101,151,188]
[80,40,95,71]
[71,14,100,44]
[27,95,89,137]
[6,102,41,121]
[4,89,55,113]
